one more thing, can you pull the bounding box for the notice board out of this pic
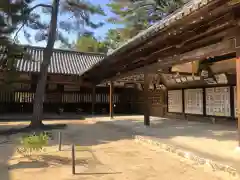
[168,90,183,113]
[205,87,231,117]
[184,89,203,115]
[234,86,237,117]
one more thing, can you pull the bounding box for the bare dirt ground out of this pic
[0,120,237,180]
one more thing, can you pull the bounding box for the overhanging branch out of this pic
[29,4,52,13]
[14,4,52,42]
[14,23,25,42]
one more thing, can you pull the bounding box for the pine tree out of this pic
[0,0,32,90]
[75,32,107,53]
[0,0,30,69]
[12,0,105,128]
[106,0,186,48]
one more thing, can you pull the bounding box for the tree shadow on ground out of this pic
[95,116,240,171]
[101,117,237,142]
[8,154,90,169]
[0,121,133,147]
[0,136,18,180]
[8,161,49,170]
[0,117,237,147]
[0,113,86,121]
[0,121,130,179]
[0,116,239,177]
[8,149,122,176]
[0,124,67,136]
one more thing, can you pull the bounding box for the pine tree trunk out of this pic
[30,56,49,128]
[30,0,60,128]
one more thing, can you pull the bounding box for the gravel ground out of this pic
[0,120,236,180]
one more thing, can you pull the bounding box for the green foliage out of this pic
[4,0,106,126]
[0,0,30,69]
[18,0,106,47]
[106,0,186,49]
[0,0,33,89]
[104,29,123,50]
[18,132,50,155]
[75,33,107,53]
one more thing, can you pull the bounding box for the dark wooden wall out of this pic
[0,85,168,117]
[126,88,167,116]
[0,87,129,114]
[0,72,169,116]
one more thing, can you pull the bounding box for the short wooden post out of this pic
[182,89,186,120]
[92,85,96,116]
[58,131,62,151]
[144,73,150,126]
[109,81,114,119]
[72,144,75,175]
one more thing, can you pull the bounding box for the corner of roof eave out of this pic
[79,63,101,77]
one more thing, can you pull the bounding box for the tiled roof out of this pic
[107,0,214,57]
[1,46,105,76]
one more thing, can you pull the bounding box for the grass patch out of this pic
[0,124,67,136]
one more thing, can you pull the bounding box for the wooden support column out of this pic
[236,29,240,147]
[182,89,186,120]
[109,81,114,119]
[144,73,150,126]
[230,86,235,119]
[91,85,96,116]
[202,88,206,116]
[236,51,240,147]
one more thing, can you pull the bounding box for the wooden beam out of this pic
[108,60,202,83]
[109,81,114,119]
[109,13,235,73]
[161,38,236,68]
[178,15,235,48]
[141,1,234,51]
[111,38,235,80]
[91,18,235,84]
[87,3,236,84]
[107,1,231,67]
[124,29,236,72]
[104,33,235,83]
[144,73,150,126]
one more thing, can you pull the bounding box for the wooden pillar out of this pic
[109,81,114,119]
[182,89,186,120]
[235,26,240,148]
[144,73,150,126]
[202,88,206,116]
[230,86,235,119]
[236,52,240,147]
[91,85,96,116]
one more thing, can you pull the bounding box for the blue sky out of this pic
[18,0,122,48]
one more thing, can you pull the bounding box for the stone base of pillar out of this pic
[144,120,150,126]
[144,124,150,128]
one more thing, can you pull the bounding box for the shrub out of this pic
[17,132,51,155]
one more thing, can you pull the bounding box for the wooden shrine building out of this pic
[82,0,240,145]
[0,46,150,115]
